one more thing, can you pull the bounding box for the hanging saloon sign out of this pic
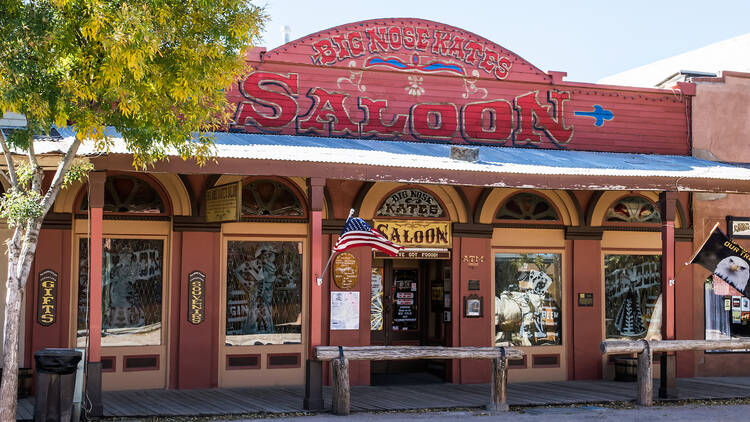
[226,18,690,155]
[373,219,451,249]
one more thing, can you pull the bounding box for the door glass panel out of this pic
[371,267,384,331]
[225,241,302,345]
[494,253,562,346]
[77,238,164,346]
[392,269,418,331]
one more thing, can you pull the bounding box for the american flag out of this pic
[333,216,403,256]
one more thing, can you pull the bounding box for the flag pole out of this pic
[686,221,721,265]
[316,208,355,286]
[668,221,721,287]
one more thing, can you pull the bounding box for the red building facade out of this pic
[18,19,750,404]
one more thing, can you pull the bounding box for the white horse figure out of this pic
[494,270,552,346]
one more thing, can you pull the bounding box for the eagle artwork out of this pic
[714,256,750,295]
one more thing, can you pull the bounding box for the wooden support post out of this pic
[487,348,509,412]
[659,191,678,399]
[86,171,106,417]
[637,340,653,406]
[304,178,325,411]
[331,354,350,416]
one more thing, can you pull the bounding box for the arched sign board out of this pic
[227,18,690,155]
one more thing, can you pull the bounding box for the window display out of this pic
[494,253,562,346]
[604,254,661,339]
[77,238,164,346]
[705,274,750,352]
[225,241,302,345]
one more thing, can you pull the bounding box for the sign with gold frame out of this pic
[728,216,750,239]
[334,253,358,290]
[373,219,451,248]
[205,181,241,223]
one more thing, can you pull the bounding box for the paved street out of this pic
[227,403,750,422]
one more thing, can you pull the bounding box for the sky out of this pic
[256,0,750,83]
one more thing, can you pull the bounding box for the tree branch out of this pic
[0,170,12,188]
[0,131,19,189]
[40,137,82,215]
[27,142,42,194]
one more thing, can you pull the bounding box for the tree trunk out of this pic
[0,273,22,422]
[0,223,41,422]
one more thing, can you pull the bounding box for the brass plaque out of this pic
[334,253,358,290]
[372,219,451,248]
[578,292,594,307]
[205,181,241,223]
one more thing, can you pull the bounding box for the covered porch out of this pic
[15,376,750,420]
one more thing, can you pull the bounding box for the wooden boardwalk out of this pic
[16,377,750,420]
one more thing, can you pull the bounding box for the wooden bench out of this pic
[314,345,524,415]
[601,339,750,406]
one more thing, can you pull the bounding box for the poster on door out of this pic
[393,270,418,331]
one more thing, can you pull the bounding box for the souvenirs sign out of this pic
[373,219,451,248]
[333,252,358,290]
[188,271,206,325]
[205,182,241,223]
[37,269,57,326]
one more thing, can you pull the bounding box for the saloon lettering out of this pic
[234,72,573,148]
[374,220,452,248]
[310,26,512,80]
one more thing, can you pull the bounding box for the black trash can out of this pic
[33,348,82,422]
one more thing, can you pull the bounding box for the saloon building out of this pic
[9,18,750,409]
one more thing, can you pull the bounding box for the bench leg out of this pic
[637,340,653,406]
[331,357,350,415]
[487,355,509,412]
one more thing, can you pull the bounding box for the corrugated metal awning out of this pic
[32,130,750,193]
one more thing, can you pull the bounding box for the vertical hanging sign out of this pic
[188,271,206,325]
[37,269,58,326]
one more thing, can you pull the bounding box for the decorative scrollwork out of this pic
[242,180,304,217]
[496,193,558,221]
[605,196,661,223]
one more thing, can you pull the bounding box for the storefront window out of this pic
[604,254,661,339]
[225,241,302,345]
[705,274,750,352]
[77,238,164,346]
[494,253,562,346]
